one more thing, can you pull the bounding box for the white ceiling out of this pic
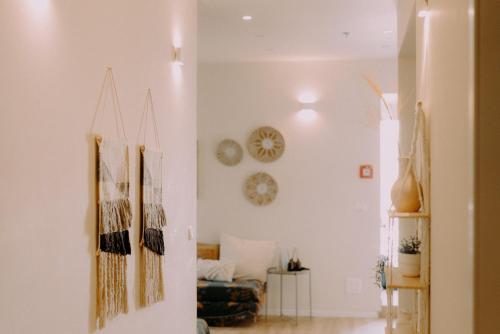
[198,0,398,62]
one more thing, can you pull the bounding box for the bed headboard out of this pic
[197,243,220,260]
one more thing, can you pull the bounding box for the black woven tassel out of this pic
[144,228,164,256]
[100,230,131,255]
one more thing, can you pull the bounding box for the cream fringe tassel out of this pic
[97,252,128,329]
[99,199,132,234]
[143,203,166,229]
[140,247,164,307]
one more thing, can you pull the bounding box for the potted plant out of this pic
[374,255,388,289]
[399,236,422,277]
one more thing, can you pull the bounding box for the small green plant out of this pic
[399,236,421,254]
[374,255,388,289]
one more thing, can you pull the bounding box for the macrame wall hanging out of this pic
[137,89,167,307]
[91,68,132,329]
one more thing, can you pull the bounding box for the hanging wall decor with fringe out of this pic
[91,68,132,329]
[137,89,167,307]
[140,147,167,306]
[96,137,132,328]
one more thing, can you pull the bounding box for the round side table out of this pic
[265,267,312,324]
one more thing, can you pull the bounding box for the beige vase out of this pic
[391,157,421,213]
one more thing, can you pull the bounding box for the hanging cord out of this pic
[91,68,129,257]
[136,89,161,150]
[393,102,425,213]
[137,89,162,247]
[408,102,426,211]
[89,67,128,141]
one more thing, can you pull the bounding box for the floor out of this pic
[210,317,386,334]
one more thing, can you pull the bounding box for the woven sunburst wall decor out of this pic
[247,126,285,162]
[244,172,278,206]
[216,139,243,166]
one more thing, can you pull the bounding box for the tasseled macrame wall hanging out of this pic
[91,68,132,329]
[96,137,131,327]
[138,89,167,307]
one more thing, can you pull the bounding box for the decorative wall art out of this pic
[91,68,131,329]
[244,172,278,206]
[216,139,243,166]
[247,126,285,162]
[96,137,132,329]
[139,147,166,306]
[137,89,166,307]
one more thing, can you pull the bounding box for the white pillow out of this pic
[219,234,278,282]
[197,259,236,282]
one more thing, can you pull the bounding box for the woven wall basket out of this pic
[247,126,285,163]
[216,139,243,166]
[244,172,278,206]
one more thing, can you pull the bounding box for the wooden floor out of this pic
[210,317,385,334]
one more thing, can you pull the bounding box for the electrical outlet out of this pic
[345,278,362,294]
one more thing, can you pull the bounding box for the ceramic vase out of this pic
[391,157,421,212]
[399,253,421,277]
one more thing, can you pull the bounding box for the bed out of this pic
[197,243,266,327]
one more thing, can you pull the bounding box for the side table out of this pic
[265,267,312,324]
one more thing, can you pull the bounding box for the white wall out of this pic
[198,60,397,317]
[415,0,475,333]
[0,1,197,333]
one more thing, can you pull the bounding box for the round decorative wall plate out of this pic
[244,172,278,206]
[216,139,243,166]
[247,126,285,162]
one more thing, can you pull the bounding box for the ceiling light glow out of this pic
[242,15,253,21]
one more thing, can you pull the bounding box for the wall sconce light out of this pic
[172,46,184,66]
[418,9,428,17]
[297,102,318,122]
[418,0,429,17]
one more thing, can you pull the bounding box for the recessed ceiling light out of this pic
[242,15,253,21]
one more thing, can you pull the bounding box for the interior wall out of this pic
[415,0,475,333]
[198,59,397,316]
[396,0,417,314]
[0,1,197,333]
[397,0,417,156]
[475,0,500,333]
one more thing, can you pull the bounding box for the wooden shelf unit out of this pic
[388,211,430,219]
[385,267,428,290]
[385,213,430,334]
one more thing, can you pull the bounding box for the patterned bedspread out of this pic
[197,279,263,303]
[197,279,265,327]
